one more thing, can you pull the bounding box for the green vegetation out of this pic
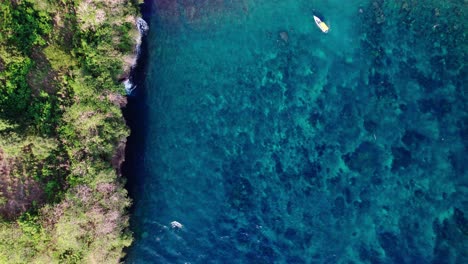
[0,0,140,262]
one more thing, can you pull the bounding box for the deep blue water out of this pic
[125,1,467,263]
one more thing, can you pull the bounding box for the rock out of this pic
[279,31,289,43]
[107,92,128,108]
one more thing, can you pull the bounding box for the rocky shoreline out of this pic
[121,0,152,211]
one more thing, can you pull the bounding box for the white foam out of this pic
[123,78,135,94]
[137,17,149,35]
[124,17,149,95]
[135,17,149,56]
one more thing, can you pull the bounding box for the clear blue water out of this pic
[125,1,467,263]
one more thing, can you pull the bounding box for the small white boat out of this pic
[313,15,329,33]
[170,221,183,229]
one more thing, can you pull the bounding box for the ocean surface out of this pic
[124,0,467,263]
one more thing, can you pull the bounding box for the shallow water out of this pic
[125,1,467,263]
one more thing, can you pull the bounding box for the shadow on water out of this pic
[122,0,153,204]
[121,0,153,259]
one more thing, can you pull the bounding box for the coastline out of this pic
[120,0,154,260]
[122,0,152,206]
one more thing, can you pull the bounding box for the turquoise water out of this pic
[125,0,467,263]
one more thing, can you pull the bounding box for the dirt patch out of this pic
[0,149,45,220]
[107,92,128,108]
[54,5,76,52]
[111,139,127,176]
[121,54,137,78]
[0,57,4,72]
[27,49,59,96]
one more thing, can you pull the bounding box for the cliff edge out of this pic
[0,0,143,262]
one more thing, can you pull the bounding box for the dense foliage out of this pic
[0,0,141,262]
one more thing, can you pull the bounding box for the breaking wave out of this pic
[124,17,149,95]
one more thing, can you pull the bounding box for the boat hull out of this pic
[313,15,329,33]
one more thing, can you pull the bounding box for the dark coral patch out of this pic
[343,141,381,175]
[391,146,412,171]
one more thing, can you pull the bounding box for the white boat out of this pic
[313,15,329,33]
